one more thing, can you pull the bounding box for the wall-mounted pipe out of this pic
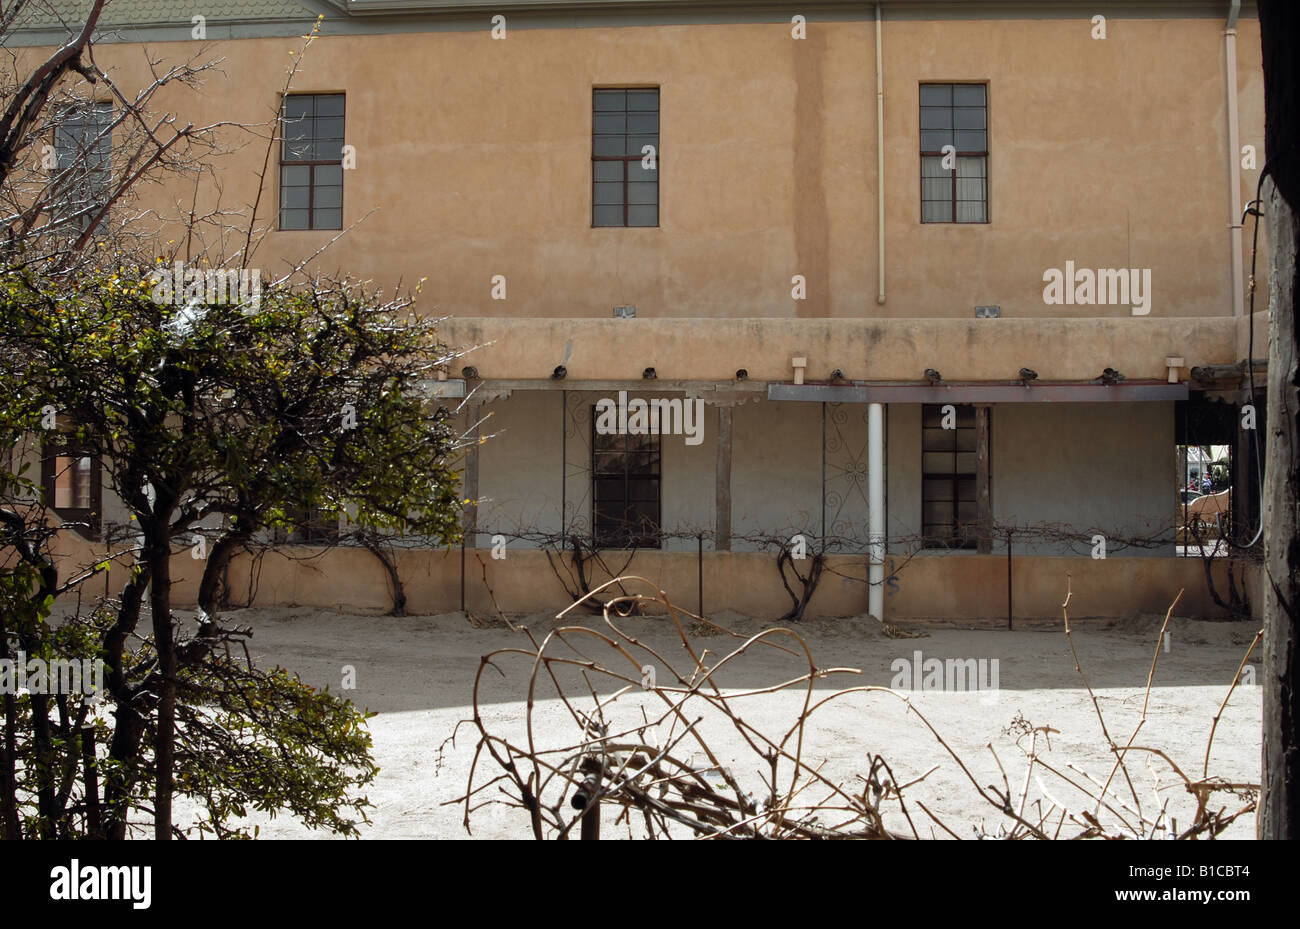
[875,3,886,305]
[868,402,885,620]
[1226,0,1244,317]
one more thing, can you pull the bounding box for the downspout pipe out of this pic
[875,3,886,305]
[868,403,885,621]
[1226,0,1244,317]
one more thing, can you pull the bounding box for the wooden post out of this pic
[464,402,481,545]
[715,405,733,552]
[1262,173,1300,838]
[1259,0,1300,838]
[976,405,992,554]
[81,722,101,837]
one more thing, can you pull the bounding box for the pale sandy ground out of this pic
[168,605,1262,840]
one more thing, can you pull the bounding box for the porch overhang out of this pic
[767,382,1189,403]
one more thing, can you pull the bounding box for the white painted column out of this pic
[868,402,885,621]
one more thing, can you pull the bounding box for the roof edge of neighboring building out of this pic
[3,0,1257,46]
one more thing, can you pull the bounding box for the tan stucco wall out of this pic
[17,12,1265,323]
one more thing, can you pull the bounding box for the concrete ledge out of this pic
[439,316,1239,384]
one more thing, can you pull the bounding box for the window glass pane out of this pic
[593,181,624,205]
[954,107,986,129]
[633,163,658,182]
[627,181,657,205]
[313,139,345,161]
[281,186,310,209]
[282,116,311,142]
[280,208,309,229]
[593,204,623,226]
[920,107,953,129]
[315,94,345,117]
[953,84,986,106]
[283,96,313,119]
[626,135,657,157]
[593,90,626,111]
[922,177,951,200]
[956,200,987,223]
[314,185,342,208]
[957,177,985,200]
[957,156,986,178]
[920,156,948,178]
[922,452,955,472]
[954,452,978,472]
[954,130,986,151]
[628,205,657,226]
[627,112,658,133]
[313,208,342,229]
[75,457,92,508]
[284,140,313,161]
[920,129,954,151]
[281,164,310,187]
[626,91,658,110]
[923,502,954,525]
[593,113,626,133]
[54,457,75,508]
[593,137,625,156]
[593,161,623,182]
[919,84,952,105]
[315,164,343,186]
[315,117,345,141]
[923,479,955,502]
[922,427,957,451]
[922,201,952,222]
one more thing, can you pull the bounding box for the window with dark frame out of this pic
[921,404,982,549]
[592,88,659,227]
[591,412,662,548]
[278,506,340,545]
[920,83,987,223]
[279,93,344,230]
[41,439,102,542]
[53,100,112,234]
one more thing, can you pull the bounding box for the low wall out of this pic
[167,545,1248,624]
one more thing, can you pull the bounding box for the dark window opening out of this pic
[921,403,979,549]
[592,88,659,227]
[592,410,661,547]
[41,439,102,542]
[53,100,112,234]
[279,93,345,230]
[920,83,987,223]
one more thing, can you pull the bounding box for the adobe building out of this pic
[10,0,1270,623]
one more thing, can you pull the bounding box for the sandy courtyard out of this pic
[174,604,1263,840]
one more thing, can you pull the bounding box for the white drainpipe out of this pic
[1226,0,1244,317]
[875,3,886,305]
[868,402,885,621]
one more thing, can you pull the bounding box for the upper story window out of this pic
[920,83,987,223]
[592,88,658,227]
[280,93,344,230]
[54,100,112,234]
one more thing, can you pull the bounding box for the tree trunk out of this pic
[1259,0,1300,840]
[147,524,176,840]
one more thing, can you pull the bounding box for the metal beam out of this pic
[768,382,1189,403]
